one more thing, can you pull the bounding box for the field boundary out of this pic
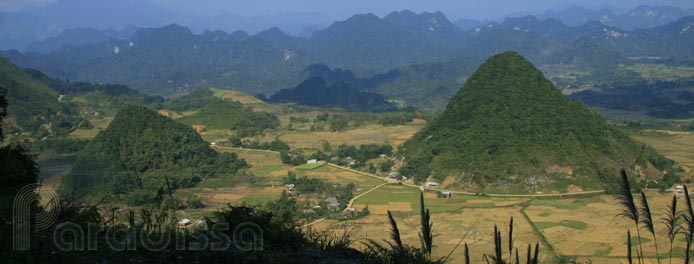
[212,145,281,154]
[326,163,606,198]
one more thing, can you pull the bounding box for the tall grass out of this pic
[639,191,661,264]
[364,191,539,264]
[661,195,680,264]
[682,185,694,263]
[617,169,644,263]
[420,191,434,259]
[616,169,694,264]
[628,230,633,264]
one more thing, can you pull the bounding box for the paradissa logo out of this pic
[13,183,61,250]
[13,184,264,252]
[52,221,263,252]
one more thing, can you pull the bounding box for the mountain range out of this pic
[538,5,691,30]
[1,1,692,51]
[2,9,693,112]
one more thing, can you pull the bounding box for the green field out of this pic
[295,162,326,170]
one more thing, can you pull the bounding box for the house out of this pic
[388,172,400,179]
[676,185,684,197]
[324,197,340,211]
[307,159,318,164]
[426,181,440,188]
[340,210,354,217]
[287,189,300,196]
[379,154,388,159]
[302,209,316,214]
[178,218,191,227]
[210,142,216,146]
[286,183,295,189]
[440,189,451,198]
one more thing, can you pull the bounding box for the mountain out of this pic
[382,10,464,43]
[267,77,396,112]
[538,6,616,27]
[1,24,311,95]
[0,0,179,50]
[453,18,486,31]
[615,5,689,30]
[169,87,280,136]
[3,13,694,104]
[307,13,453,72]
[399,52,672,192]
[0,57,81,137]
[24,26,138,54]
[536,37,626,70]
[62,105,248,200]
[539,5,690,30]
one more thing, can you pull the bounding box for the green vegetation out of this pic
[534,220,588,230]
[296,162,325,170]
[171,87,280,136]
[0,57,85,136]
[62,105,248,202]
[401,52,676,192]
[267,77,397,112]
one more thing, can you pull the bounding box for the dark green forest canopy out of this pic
[400,51,674,190]
[266,77,397,112]
[62,105,248,198]
[169,87,280,136]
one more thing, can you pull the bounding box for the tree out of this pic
[330,117,348,132]
[228,135,242,147]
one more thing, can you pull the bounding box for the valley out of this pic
[2,2,694,263]
[22,83,691,263]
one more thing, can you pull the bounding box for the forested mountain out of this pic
[536,37,626,70]
[0,57,81,136]
[0,56,165,138]
[400,52,673,191]
[170,87,280,136]
[62,105,248,200]
[266,77,396,112]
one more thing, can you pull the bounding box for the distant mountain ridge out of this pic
[2,11,694,111]
[538,5,691,30]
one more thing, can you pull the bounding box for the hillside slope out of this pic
[62,105,248,200]
[0,57,79,136]
[400,52,673,192]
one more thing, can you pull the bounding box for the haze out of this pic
[3,0,693,20]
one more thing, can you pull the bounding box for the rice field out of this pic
[261,124,421,149]
[633,130,694,175]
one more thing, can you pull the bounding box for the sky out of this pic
[2,0,694,20]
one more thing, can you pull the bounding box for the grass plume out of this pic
[617,169,643,263]
[661,195,681,264]
[639,191,660,264]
